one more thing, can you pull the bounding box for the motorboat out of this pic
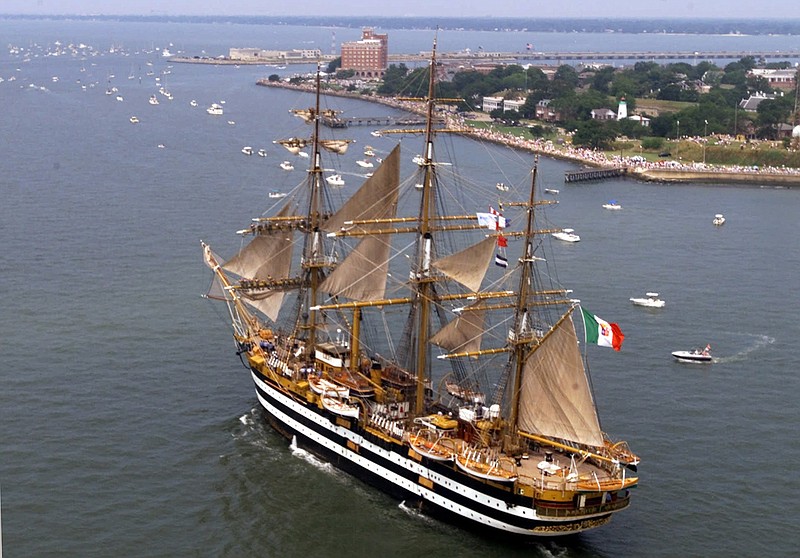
[356,159,374,168]
[551,228,580,242]
[149,94,159,105]
[496,182,509,192]
[326,174,345,187]
[268,191,288,199]
[190,99,198,107]
[241,146,253,156]
[206,103,223,115]
[713,213,726,226]
[672,345,713,363]
[412,154,425,165]
[257,148,268,157]
[129,116,139,124]
[544,188,559,195]
[280,161,294,171]
[603,200,622,210]
[630,292,665,308]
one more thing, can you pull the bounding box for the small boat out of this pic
[496,182,509,192]
[364,149,375,157]
[241,146,253,156]
[129,116,139,124]
[672,344,713,363]
[321,394,360,419]
[630,292,665,308]
[552,228,580,242]
[206,103,223,115]
[603,200,622,210]
[268,191,288,199]
[326,174,345,187]
[544,188,559,195]
[148,94,159,105]
[371,130,381,137]
[455,451,518,483]
[298,151,309,158]
[190,99,198,107]
[412,154,425,165]
[356,159,374,168]
[257,148,268,157]
[115,95,124,102]
[308,375,350,398]
[280,161,294,171]
[713,213,726,226]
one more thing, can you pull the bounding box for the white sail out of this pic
[430,304,487,354]
[516,311,605,448]
[432,236,497,292]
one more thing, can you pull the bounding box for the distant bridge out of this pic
[390,50,800,63]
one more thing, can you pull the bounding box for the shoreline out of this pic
[257,80,800,187]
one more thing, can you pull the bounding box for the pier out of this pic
[391,50,800,63]
[564,167,627,183]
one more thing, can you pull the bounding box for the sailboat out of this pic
[202,41,639,538]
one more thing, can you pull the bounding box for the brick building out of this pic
[340,28,388,79]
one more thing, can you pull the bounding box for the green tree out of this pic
[326,57,341,74]
[756,96,794,138]
[572,120,617,149]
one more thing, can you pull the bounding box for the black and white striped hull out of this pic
[251,369,618,537]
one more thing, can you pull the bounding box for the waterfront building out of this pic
[340,28,388,79]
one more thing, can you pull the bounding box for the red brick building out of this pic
[340,28,388,79]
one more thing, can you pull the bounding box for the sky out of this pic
[2,0,800,19]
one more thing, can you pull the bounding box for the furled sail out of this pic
[319,236,391,301]
[516,311,604,448]
[431,236,497,292]
[323,144,400,233]
[274,137,308,154]
[430,304,487,354]
[319,139,354,154]
[290,108,338,123]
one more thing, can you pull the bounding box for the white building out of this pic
[482,96,504,112]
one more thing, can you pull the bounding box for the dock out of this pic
[564,167,628,183]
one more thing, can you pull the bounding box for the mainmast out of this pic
[509,161,540,429]
[299,66,326,352]
[413,39,440,413]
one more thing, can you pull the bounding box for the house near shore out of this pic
[739,91,781,112]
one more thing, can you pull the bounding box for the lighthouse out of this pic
[617,97,628,120]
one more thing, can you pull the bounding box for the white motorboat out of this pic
[630,292,665,308]
[544,188,559,195]
[326,174,345,187]
[412,154,425,165]
[280,161,294,171]
[268,191,288,199]
[149,94,159,105]
[257,148,268,157]
[496,182,509,192]
[241,146,253,156]
[206,103,223,115]
[603,200,622,210]
[672,345,713,363]
[190,99,198,107]
[552,228,580,242]
[129,116,139,124]
[713,213,726,226]
[356,159,374,168]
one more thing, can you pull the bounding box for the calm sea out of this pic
[1,18,799,557]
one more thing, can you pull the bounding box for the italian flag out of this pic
[581,308,625,351]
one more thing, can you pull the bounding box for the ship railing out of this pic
[534,496,630,519]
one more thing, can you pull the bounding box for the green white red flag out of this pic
[581,307,624,351]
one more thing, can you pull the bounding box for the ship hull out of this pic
[250,367,628,537]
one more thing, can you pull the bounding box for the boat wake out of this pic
[714,333,775,364]
[289,435,336,474]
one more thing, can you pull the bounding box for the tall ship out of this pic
[202,41,639,537]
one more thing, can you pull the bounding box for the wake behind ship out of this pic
[202,41,639,537]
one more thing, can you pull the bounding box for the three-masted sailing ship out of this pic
[202,41,639,537]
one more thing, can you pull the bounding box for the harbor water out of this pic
[1,18,799,557]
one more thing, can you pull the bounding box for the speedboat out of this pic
[129,116,139,124]
[544,188,559,195]
[268,191,288,199]
[241,146,253,156]
[356,159,374,168]
[206,103,223,115]
[326,174,345,187]
[412,155,425,165]
[713,213,726,226]
[149,94,159,105]
[280,161,294,171]
[630,292,665,308]
[257,148,268,157]
[496,182,509,192]
[552,228,580,242]
[603,200,622,210]
[672,345,713,363]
